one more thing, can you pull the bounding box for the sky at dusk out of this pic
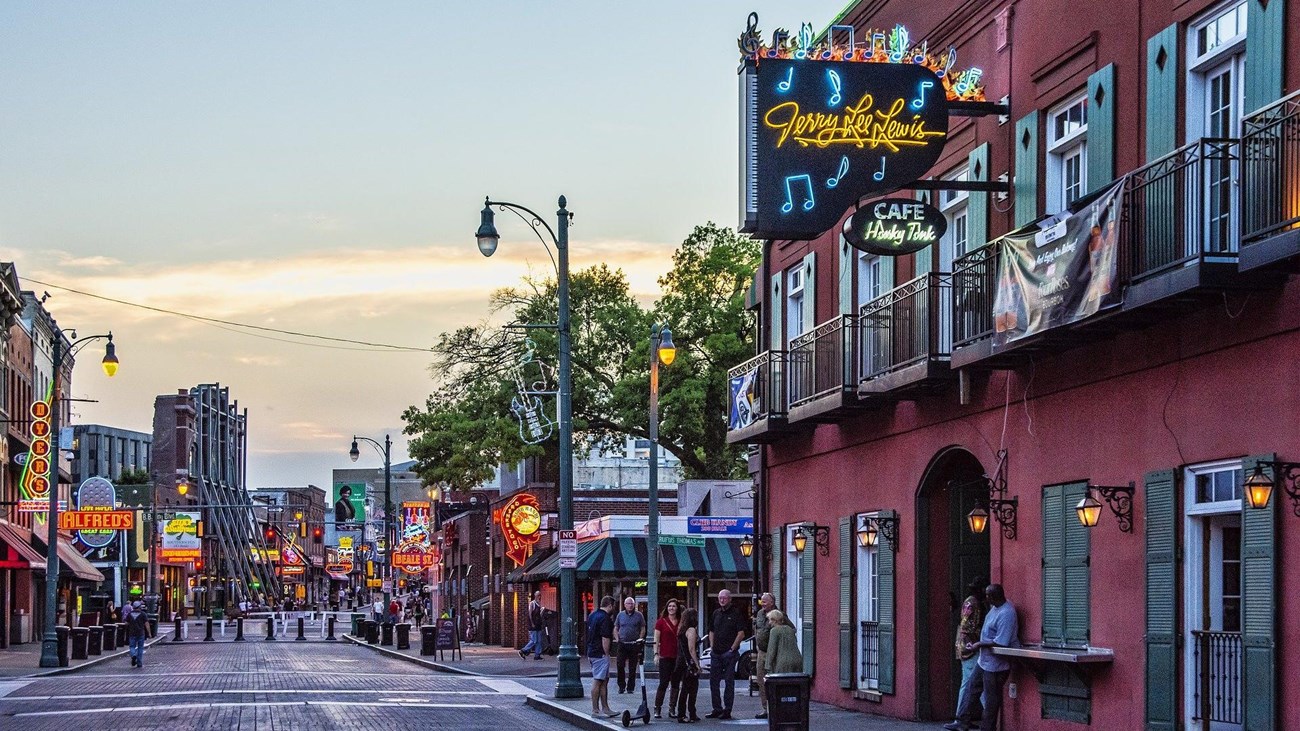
[0,1,846,486]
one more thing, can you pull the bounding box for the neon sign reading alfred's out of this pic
[764,94,946,151]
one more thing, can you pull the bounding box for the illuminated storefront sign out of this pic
[73,477,122,548]
[843,198,948,255]
[18,395,54,512]
[738,15,985,240]
[159,512,201,561]
[59,510,134,531]
[393,539,436,574]
[500,492,543,567]
[401,501,432,546]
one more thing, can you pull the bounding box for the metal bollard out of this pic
[205,617,215,642]
[235,617,245,641]
[266,616,275,641]
[327,615,337,641]
[174,617,184,642]
[296,616,306,641]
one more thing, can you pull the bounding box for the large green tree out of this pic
[402,223,759,491]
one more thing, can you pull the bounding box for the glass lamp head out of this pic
[792,527,808,553]
[101,335,119,377]
[739,534,754,558]
[967,506,990,535]
[657,326,677,367]
[349,440,360,463]
[476,202,499,257]
[1244,464,1274,509]
[1076,492,1103,527]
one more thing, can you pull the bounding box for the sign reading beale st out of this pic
[739,17,986,241]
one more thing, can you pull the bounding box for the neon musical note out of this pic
[953,67,983,98]
[827,70,842,106]
[780,174,815,213]
[911,40,928,66]
[936,48,957,79]
[830,24,855,54]
[888,24,909,63]
[871,32,886,57]
[911,81,934,110]
[777,67,793,93]
[826,156,850,188]
[872,157,887,182]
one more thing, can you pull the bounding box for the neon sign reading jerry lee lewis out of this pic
[738,15,977,241]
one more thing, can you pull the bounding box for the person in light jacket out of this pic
[763,610,804,675]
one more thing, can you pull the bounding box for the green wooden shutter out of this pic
[770,273,783,351]
[838,516,853,688]
[1144,469,1177,731]
[968,144,990,249]
[1042,484,1066,645]
[1245,0,1285,113]
[839,236,853,316]
[1241,453,1277,731]
[877,509,896,694]
[1086,64,1116,194]
[1063,481,1091,645]
[769,526,783,615]
[1145,25,1180,162]
[800,525,816,675]
[1014,111,1039,226]
[802,252,817,331]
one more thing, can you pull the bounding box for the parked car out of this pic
[698,635,756,679]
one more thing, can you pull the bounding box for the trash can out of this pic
[71,627,89,660]
[380,621,394,646]
[100,624,117,651]
[364,620,379,644]
[116,623,127,647]
[420,625,436,656]
[87,626,103,656]
[395,623,411,650]
[55,626,70,667]
[764,673,810,731]
[351,613,365,637]
[212,607,225,620]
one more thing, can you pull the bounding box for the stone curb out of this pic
[23,636,166,678]
[525,695,627,731]
[341,634,481,676]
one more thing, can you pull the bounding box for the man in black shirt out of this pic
[706,589,747,720]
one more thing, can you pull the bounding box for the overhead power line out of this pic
[20,277,434,353]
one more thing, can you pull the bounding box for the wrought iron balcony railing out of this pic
[858,273,953,381]
[1191,629,1242,725]
[859,620,880,690]
[1242,90,1300,244]
[788,315,857,407]
[1124,138,1241,281]
[951,243,999,349]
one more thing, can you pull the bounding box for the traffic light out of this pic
[264,527,275,541]
[366,560,374,577]
[312,526,323,543]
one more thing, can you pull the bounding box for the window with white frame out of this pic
[939,172,970,267]
[1046,96,1088,212]
[1187,0,1247,140]
[856,251,885,309]
[785,265,805,342]
[855,514,880,691]
[784,525,805,651]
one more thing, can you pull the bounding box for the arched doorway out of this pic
[913,446,990,721]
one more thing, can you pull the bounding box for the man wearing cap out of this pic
[126,600,152,668]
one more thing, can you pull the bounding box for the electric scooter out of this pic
[622,640,651,727]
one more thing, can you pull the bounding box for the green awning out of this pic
[659,539,753,578]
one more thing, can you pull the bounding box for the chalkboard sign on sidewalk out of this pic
[435,617,461,661]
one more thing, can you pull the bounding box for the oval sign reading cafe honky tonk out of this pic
[843,198,948,256]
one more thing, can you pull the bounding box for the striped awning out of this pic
[659,539,753,578]
[520,537,752,581]
[506,547,555,582]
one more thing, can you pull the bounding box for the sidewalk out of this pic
[344,635,943,730]
[0,636,164,678]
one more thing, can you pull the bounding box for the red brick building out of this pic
[733,1,1299,729]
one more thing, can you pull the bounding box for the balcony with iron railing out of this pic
[787,314,873,423]
[1191,629,1242,726]
[725,350,796,444]
[1240,89,1300,271]
[858,273,955,395]
[951,137,1281,369]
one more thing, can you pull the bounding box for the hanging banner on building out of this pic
[401,501,432,546]
[728,368,760,430]
[992,179,1125,350]
[158,512,201,561]
[738,16,986,241]
[843,198,947,255]
[500,492,543,567]
[332,483,365,529]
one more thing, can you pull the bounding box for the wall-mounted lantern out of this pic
[1075,482,1136,532]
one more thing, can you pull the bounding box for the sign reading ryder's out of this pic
[739,16,986,241]
[843,198,947,256]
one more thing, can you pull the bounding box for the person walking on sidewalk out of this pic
[674,607,702,723]
[411,597,425,629]
[587,596,618,719]
[653,599,683,719]
[614,596,646,694]
[705,589,747,720]
[753,592,776,719]
[126,600,151,668]
[519,591,546,660]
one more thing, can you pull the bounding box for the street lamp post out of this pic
[350,434,392,605]
[475,195,583,699]
[644,325,675,672]
[38,331,118,668]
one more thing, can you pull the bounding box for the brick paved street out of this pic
[0,639,571,731]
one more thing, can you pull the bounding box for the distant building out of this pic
[70,424,151,486]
